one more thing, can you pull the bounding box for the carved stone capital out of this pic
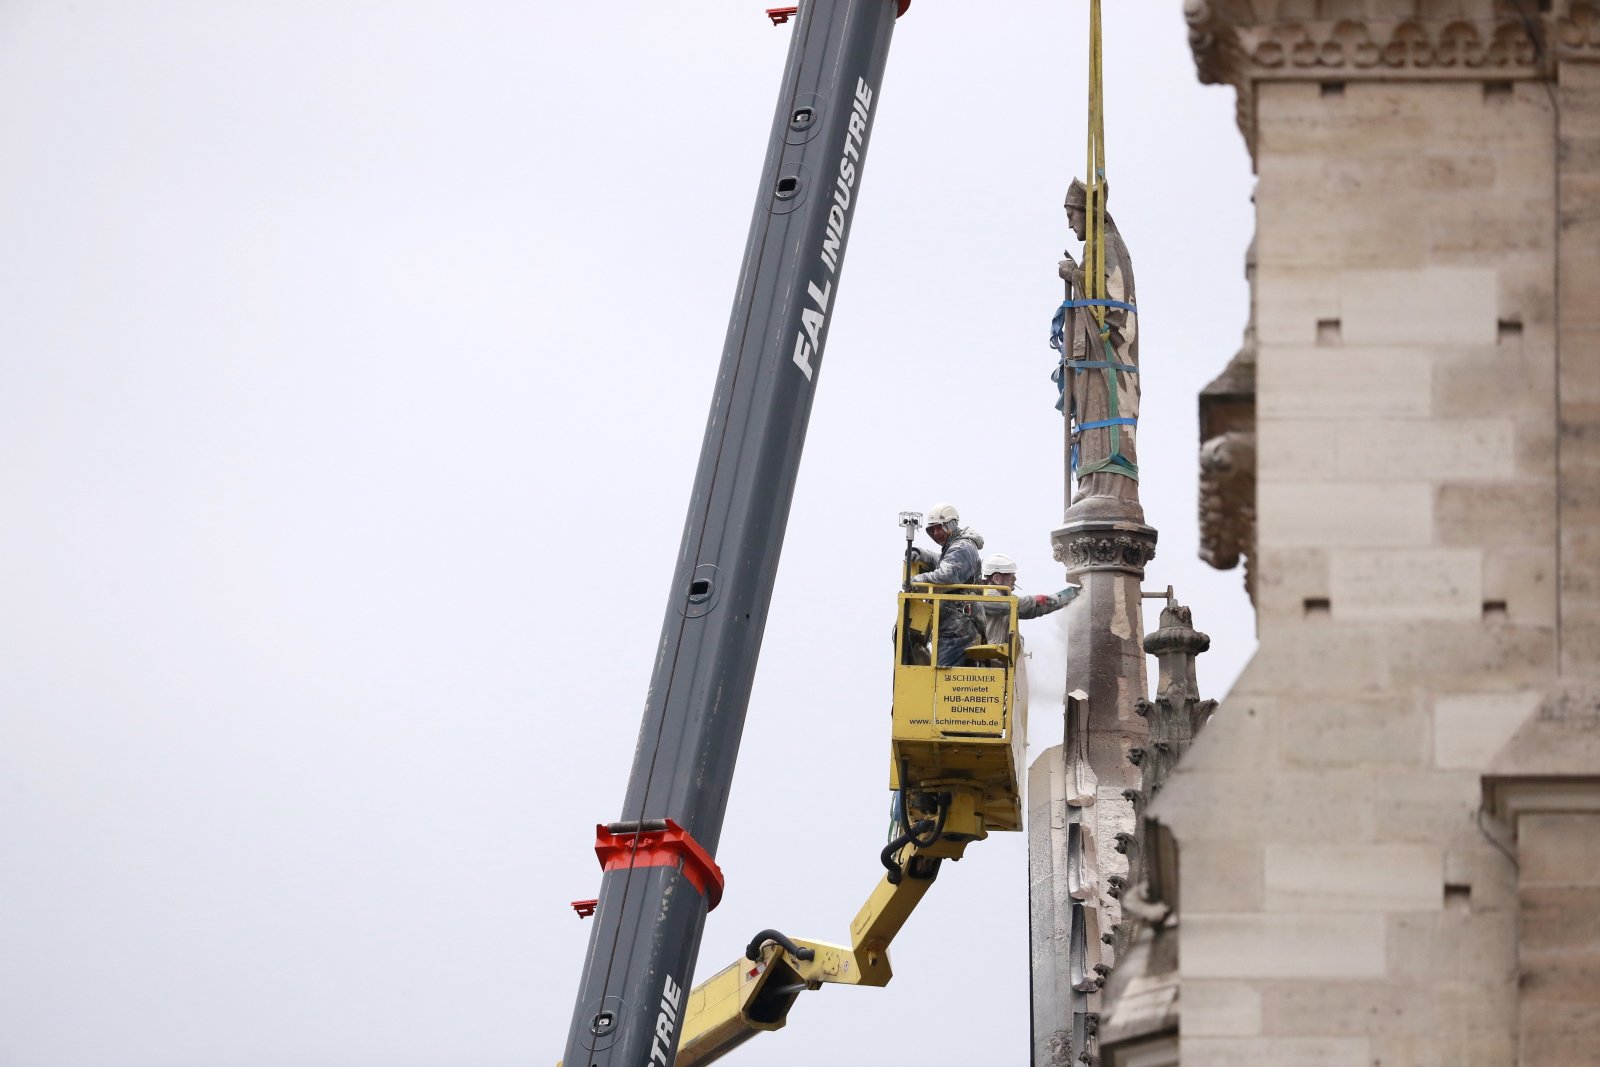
[1143,605,1212,661]
[1051,519,1158,578]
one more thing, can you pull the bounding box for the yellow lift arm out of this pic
[675,552,1028,1066]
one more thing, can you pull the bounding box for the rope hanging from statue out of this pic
[1048,0,1137,482]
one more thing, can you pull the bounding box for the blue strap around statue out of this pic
[1050,306,1069,354]
[1049,299,1136,414]
[1075,417,1138,432]
[1066,359,1138,373]
[1058,298,1137,313]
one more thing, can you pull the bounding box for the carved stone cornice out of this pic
[1051,519,1158,577]
[1554,2,1600,55]
[1190,10,1543,83]
[1184,1,1600,153]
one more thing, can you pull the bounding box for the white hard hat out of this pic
[982,553,1018,577]
[924,503,959,529]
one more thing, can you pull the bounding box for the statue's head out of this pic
[1063,178,1108,241]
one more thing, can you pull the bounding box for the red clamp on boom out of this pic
[594,819,725,911]
[767,2,906,25]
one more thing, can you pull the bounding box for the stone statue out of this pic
[1059,178,1140,508]
[1041,182,1158,1067]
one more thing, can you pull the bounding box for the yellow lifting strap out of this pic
[1084,0,1108,332]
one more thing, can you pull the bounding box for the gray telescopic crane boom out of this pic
[561,3,907,1065]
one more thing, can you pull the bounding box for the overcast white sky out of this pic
[0,3,1254,1064]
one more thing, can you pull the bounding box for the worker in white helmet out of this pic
[907,503,985,667]
[974,553,1080,646]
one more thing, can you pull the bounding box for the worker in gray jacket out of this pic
[908,503,984,667]
[975,553,1080,646]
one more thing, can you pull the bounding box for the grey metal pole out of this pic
[561,4,903,1065]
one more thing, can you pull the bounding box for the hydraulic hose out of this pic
[880,818,934,885]
[896,761,915,839]
[897,777,950,849]
[745,929,816,963]
[909,795,948,848]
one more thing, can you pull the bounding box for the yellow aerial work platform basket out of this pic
[665,573,1034,1067]
[890,581,1028,833]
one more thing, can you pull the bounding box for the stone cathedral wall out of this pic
[1144,3,1600,1065]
